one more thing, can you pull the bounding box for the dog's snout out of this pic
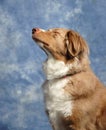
[32,28,40,34]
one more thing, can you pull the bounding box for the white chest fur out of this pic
[43,57,71,80]
[42,78,73,130]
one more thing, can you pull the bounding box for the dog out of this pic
[32,27,106,130]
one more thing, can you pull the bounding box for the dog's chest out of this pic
[42,78,73,129]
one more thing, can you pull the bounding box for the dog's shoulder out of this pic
[64,70,105,99]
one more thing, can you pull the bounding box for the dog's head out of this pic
[32,28,89,63]
[32,28,90,79]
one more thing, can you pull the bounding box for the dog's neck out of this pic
[43,56,84,80]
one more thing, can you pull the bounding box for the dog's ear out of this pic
[65,30,89,59]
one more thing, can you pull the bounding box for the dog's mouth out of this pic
[33,38,49,47]
[32,28,53,56]
[32,28,49,47]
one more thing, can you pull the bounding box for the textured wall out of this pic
[0,0,106,130]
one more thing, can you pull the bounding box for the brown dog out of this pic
[32,28,106,130]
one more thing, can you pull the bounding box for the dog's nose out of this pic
[32,28,40,34]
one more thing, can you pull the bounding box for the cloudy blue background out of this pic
[0,0,106,130]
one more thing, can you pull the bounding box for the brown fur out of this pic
[32,27,106,130]
[64,70,106,130]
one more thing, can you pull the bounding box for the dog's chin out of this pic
[34,40,50,56]
[36,41,44,48]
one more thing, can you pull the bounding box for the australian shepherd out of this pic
[32,27,106,130]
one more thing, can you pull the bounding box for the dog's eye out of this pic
[48,29,52,32]
[52,32,59,38]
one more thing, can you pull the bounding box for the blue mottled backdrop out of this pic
[0,0,106,130]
